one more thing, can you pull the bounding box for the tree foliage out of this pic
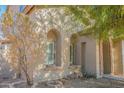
[67,6,124,41]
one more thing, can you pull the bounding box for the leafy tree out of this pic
[66,6,124,41]
[66,6,124,74]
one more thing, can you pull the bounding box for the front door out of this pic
[103,41,111,74]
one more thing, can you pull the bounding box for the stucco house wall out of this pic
[77,36,97,76]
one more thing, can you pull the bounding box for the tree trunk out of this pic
[18,48,33,86]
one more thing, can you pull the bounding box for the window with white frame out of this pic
[46,41,56,65]
[70,33,79,66]
[46,29,61,66]
[70,44,76,65]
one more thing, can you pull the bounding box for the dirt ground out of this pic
[0,77,124,88]
[35,78,124,88]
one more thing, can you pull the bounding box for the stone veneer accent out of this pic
[30,8,83,82]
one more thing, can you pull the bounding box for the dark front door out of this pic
[103,41,111,74]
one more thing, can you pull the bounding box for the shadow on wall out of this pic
[33,66,81,82]
[0,46,16,80]
[32,32,81,82]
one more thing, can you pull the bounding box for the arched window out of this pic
[46,29,61,66]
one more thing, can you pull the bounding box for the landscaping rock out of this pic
[45,80,63,88]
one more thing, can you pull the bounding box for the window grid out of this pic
[46,41,56,65]
[70,44,76,65]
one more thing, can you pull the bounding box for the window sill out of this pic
[68,65,81,69]
[43,65,63,71]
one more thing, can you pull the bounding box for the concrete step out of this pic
[103,74,124,81]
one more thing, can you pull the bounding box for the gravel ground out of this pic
[62,78,124,88]
[35,78,124,88]
[1,78,124,88]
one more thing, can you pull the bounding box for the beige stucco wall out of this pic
[77,36,97,76]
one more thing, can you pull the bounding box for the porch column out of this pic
[109,38,115,75]
[96,40,103,78]
[121,40,124,75]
